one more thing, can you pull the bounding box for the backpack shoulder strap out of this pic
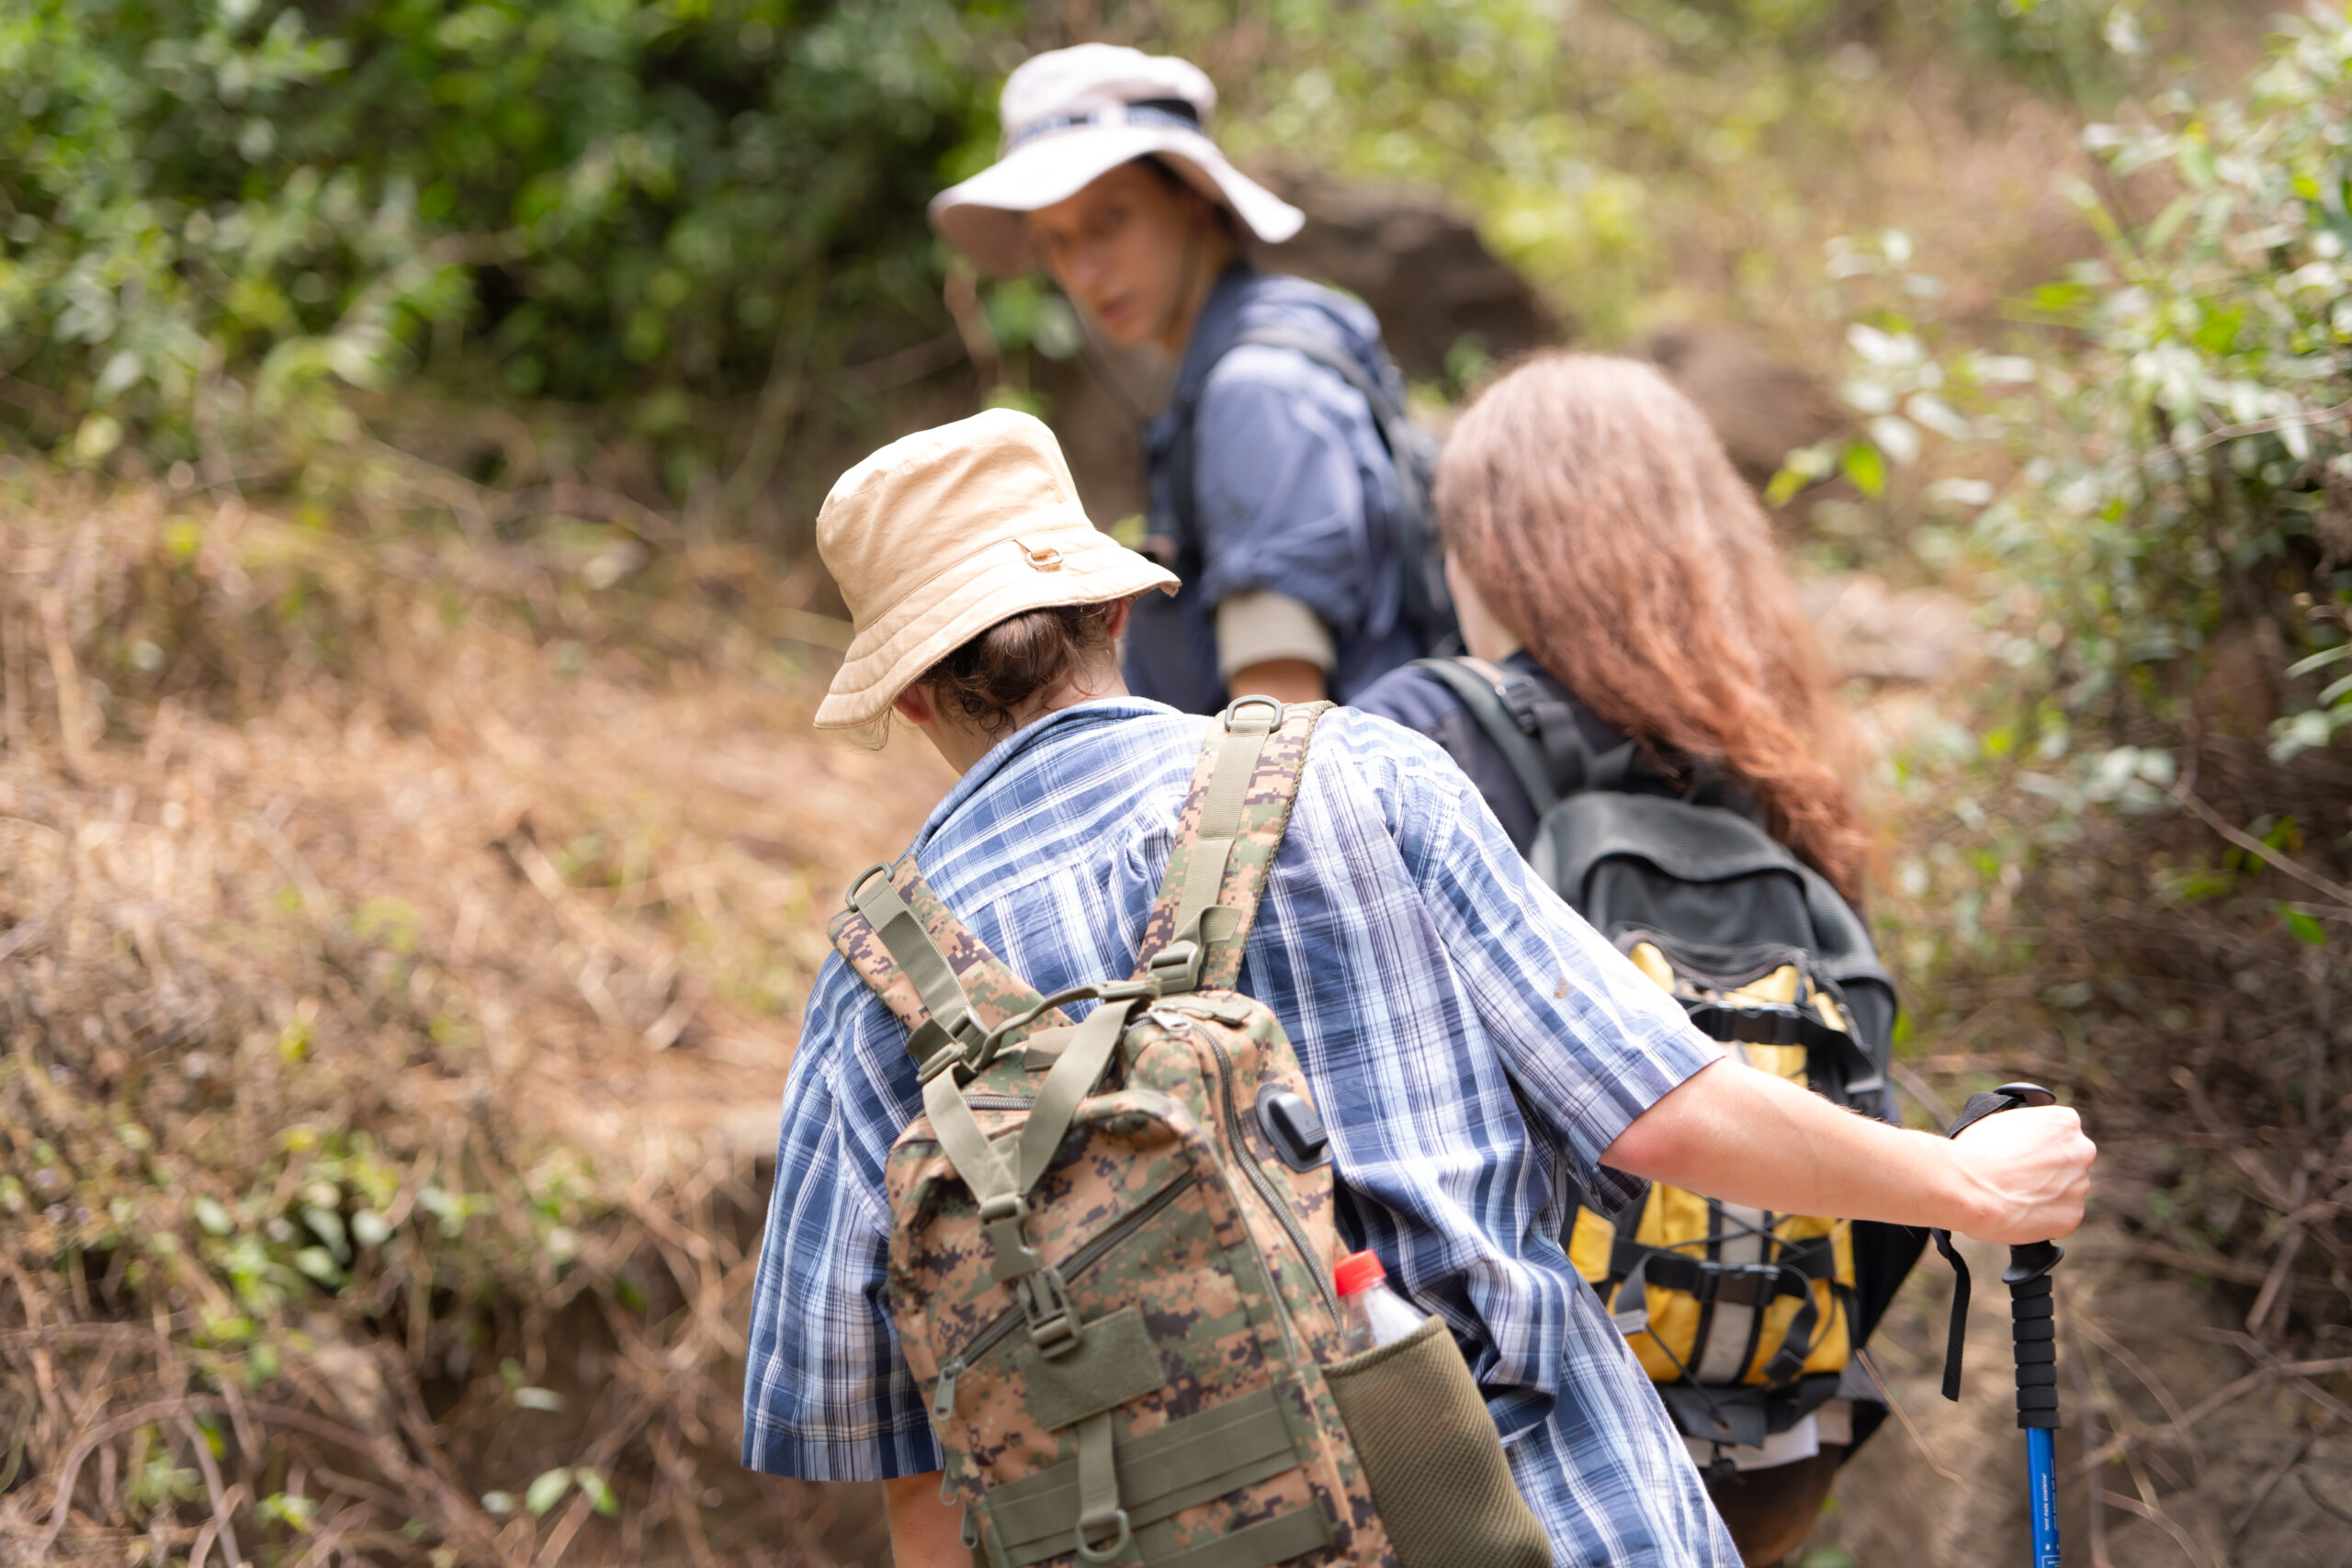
[1165,320,1383,558]
[1134,698,1329,994]
[1410,657,1564,815]
[830,855,1073,1067]
[1229,323,1405,430]
[1161,310,1458,653]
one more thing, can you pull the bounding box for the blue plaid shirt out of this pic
[743,699,1738,1565]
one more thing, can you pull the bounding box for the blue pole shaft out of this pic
[2026,1426,2061,1568]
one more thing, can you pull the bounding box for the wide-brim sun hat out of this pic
[813,407,1178,730]
[931,42,1306,278]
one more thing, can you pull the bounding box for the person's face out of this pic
[1025,162,1216,351]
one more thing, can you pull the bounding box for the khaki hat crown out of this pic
[812,409,1176,730]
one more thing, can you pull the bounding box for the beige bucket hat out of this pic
[813,408,1177,729]
[931,43,1306,278]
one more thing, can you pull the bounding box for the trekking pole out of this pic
[1929,1082,2064,1568]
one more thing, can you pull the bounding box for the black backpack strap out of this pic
[1227,326,1453,650]
[1228,325,1408,434]
[1410,657,1562,815]
[1411,656,1629,812]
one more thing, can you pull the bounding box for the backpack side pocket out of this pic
[1323,1317,1552,1568]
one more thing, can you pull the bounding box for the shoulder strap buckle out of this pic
[844,861,895,911]
[1018,1264,1080,1355]
[1222,694,1284,733]
[1145,939,1204,994]
[915,1044,959,1085]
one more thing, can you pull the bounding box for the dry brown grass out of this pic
[0,477,948,1566]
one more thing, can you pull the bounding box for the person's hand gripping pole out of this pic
[1932,1082,2065,1568]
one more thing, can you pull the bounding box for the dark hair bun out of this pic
[923,602,1118,736]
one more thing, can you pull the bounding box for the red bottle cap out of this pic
[1333,1250,1387,1297]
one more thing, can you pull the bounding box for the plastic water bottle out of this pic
[1334,1249,1425,1356]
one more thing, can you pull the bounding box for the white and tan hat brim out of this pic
[932,107,1304,277]
[813,408,1177,730]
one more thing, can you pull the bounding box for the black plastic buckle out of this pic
[1707,1262,1780,1307]
[1493,671,1547,736]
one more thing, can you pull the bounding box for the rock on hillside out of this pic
[1258,164,1568,379]
[1033,175,1843,529]
[1646,323,1849,491]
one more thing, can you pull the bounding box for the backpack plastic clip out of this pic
[917,1041,976,1086]
[1707,1262,1779,1307]
[1075,1507,1132,1563]
[1146,939,1204,994]
[980,1192,1044,1285]
[1017,1264,1080,1357]
[843,861,895,911]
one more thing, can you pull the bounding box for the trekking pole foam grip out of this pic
[2004,1241,2064,1430]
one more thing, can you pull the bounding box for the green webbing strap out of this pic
[1158,702,1280,991]
[1145,1506,1330,1568]
[989,1389,1302,1562]
[922,1069,1015,1213]
[851,867,983,1064]
[1014,992,1135,1196]
[1071,1410,1130,1563]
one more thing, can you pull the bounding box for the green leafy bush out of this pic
[1830,5,2351,1347]
[0,0,1011,459]
[1835,4,2351,874]
[0,0,2219,487]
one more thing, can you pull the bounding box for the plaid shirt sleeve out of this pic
[1407,752,1724,1213]
[739,958,941,1483]
[1235,713,1721,1447]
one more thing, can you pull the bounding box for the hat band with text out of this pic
[1001,97,1203,154]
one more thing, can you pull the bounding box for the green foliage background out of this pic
[0,0,2188,496]
[0,0,1011,461]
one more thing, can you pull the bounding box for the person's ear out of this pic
[891,682,936,728]
[1102,596,1134,640]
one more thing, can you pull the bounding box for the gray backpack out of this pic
[1409,656,1905,1461]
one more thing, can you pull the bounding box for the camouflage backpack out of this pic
[829,699,1549,1568]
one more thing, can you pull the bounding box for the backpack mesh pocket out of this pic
[1324,1317,1552,1568]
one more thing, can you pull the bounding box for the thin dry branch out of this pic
[2067,1357,2352,1478]
[2171,784,2352,908]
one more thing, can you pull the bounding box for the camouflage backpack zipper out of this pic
[931,1167,1201,1419]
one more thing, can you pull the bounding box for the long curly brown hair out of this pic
[1438,352,1871,900]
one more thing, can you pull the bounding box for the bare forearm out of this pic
[1601,1058,2093,1244]
[884,1472,964,1568]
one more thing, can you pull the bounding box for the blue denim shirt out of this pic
[1124,268,1422,714]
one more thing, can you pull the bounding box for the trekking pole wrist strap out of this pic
[1935,1082,2064,1424]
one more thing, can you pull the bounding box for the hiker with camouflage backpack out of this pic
[739,409,2094,1568]
[929,43,1455,715]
